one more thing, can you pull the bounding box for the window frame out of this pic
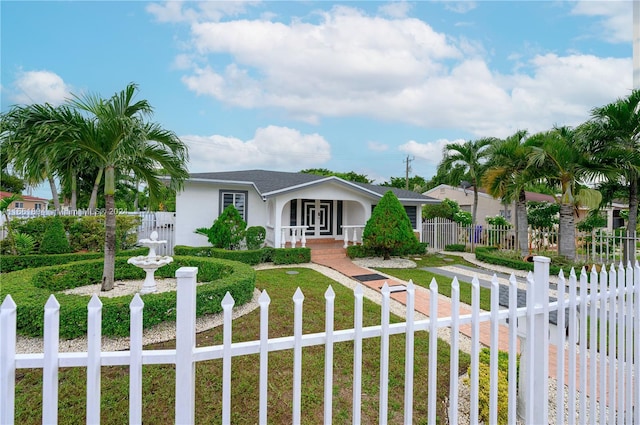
[219,190,248,221]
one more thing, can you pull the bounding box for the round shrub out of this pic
[39,216,71,254]
[2,256,256,339]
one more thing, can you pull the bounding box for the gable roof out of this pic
[187,170,438,203]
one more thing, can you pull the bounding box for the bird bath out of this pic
[127,231,173,294]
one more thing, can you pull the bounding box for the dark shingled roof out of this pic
[188,170,438,202]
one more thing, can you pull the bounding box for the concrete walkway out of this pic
[311,250,579,388]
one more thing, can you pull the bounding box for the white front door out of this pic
[302,199,333,237]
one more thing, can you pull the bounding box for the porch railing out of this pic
[280,225,308,248]
[341,225,365,248]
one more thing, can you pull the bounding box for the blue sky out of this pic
[1,1,636,198]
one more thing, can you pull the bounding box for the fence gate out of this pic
[422,217,459,251]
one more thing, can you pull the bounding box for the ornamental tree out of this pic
[362,190,418,260]
[196,204,247,250]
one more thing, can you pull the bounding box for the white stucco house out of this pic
[175,170,440,248]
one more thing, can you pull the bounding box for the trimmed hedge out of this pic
[474,246,563,276]
[0,248,149,273]
[444,243,466,252]
[173,245,270,265]
[271,247,310,264]
[1,256,256,339]
[174,245,310,265]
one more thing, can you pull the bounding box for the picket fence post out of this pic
[519,256,550,424]
[175,266,198,424]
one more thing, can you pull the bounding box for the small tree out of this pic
[196,205,247,250]
[40,216,71,254]
[362,191,418,260]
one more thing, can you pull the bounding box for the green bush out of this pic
[195,205,246,250]
[272,247,311,264]
[363,191,421,260]
[39,217,71,254]
[0,248,149,273]
[245,226,266,250]
[8,215,140,253]
[346,244,373,259]
[445,243,466,252]
[474,246,565,276]
[3,256,256,339]
[173,245,271,265]
[469,362,509,424]
[14,233,36,255]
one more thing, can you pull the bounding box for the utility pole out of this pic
[404,155,414,190]
[634,0,639,89]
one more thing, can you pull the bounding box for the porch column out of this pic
[273,198,284,249]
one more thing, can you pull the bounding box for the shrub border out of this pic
[474,246,563,275]
[2,255,256,339]
[0,248,150,273]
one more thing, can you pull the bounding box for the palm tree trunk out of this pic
[471,187,479,251]
[516,190,529,256]
[101,166,116,292]
[88,167,104,212]
[70,172,77,210]
[558,203,576,260]
[47,175,60,211]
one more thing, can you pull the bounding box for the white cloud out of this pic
[378,1,412,18]
[10,70,72,105]
[368,141,389,152]
[165,4,631,139]
[441,1,477,14]
[182,125,331,172]
[147,1,259,23]
[399,138,462,166]
[571,0,632,43]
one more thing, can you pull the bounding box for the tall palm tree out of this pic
[528,127,601,260]
[438,138,495,246]
[67,83,189,290]
[483,130,531,255]
[581,89,640,263]
[0,104,69,211]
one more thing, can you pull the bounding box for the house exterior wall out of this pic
[177,179,426,248]
[175,181,267,247]
[423,185,512,225]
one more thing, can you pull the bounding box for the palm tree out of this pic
[66,83,189,291]
[4,83,189,291]
[438,138,495,248]
[0,104,68,211]
[581,89,640,263]
[527,127,601,260]
[483,130,531,256]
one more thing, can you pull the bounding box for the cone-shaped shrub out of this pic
[362,190,418,260]
[39,216,71,254]
[196,204,247,250]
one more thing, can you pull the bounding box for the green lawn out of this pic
[13,267,470,424]
[376,252,493,311]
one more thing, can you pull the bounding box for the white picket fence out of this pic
[1,259,639,423]
[422,217,639,263]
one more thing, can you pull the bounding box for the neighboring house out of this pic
[175,170,439,248]
[423,184,555,225]
[0,191,49,211]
